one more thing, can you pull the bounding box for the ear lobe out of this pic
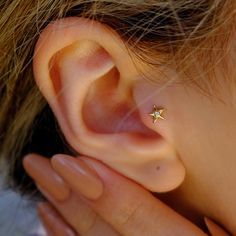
[33,17,186,193]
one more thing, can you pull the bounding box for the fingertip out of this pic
[23,153,71,201]
[204,217,229,236]
[37,202,77,236]
[23,153,42,171]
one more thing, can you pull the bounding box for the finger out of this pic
[23,154,70,201]
[37,202,76,236]
[37,185,120,236]
[204,217,230,236]
[24,154,120,236]
[52,154,207,236]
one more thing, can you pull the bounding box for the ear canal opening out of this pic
[82,66,160,140]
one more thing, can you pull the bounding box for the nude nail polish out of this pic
[204,217,229,236]
[23,154,70,201]
[38,202,76,236]
[51,154,104,200]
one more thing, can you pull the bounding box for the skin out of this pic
[24,154,229,236]
[23,16,236,234]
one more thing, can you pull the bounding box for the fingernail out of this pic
[36,183,56,203]
[204,217,229,236]
[37,203,57,236]
[23,154,70,201]
[38,202,76,236]
[51,154,103,200]
[37,202,55,220]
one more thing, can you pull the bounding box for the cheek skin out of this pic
[156,80,236,229]
[135,72,236,231]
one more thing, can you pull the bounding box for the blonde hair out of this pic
[0,0,235,193]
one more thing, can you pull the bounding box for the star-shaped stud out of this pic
[149,105,165,124]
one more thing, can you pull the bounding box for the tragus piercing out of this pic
[149,105,165,124]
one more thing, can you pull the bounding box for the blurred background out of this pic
[0,177,46,236]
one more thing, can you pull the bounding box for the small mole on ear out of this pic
[156,166,160,171]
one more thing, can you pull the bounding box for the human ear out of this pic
[33,17,185,193]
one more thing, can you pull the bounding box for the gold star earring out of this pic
[149,105,165,124]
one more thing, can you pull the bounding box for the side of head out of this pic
[1,0,236,225]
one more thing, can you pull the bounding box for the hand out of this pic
[23,154,228,236]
